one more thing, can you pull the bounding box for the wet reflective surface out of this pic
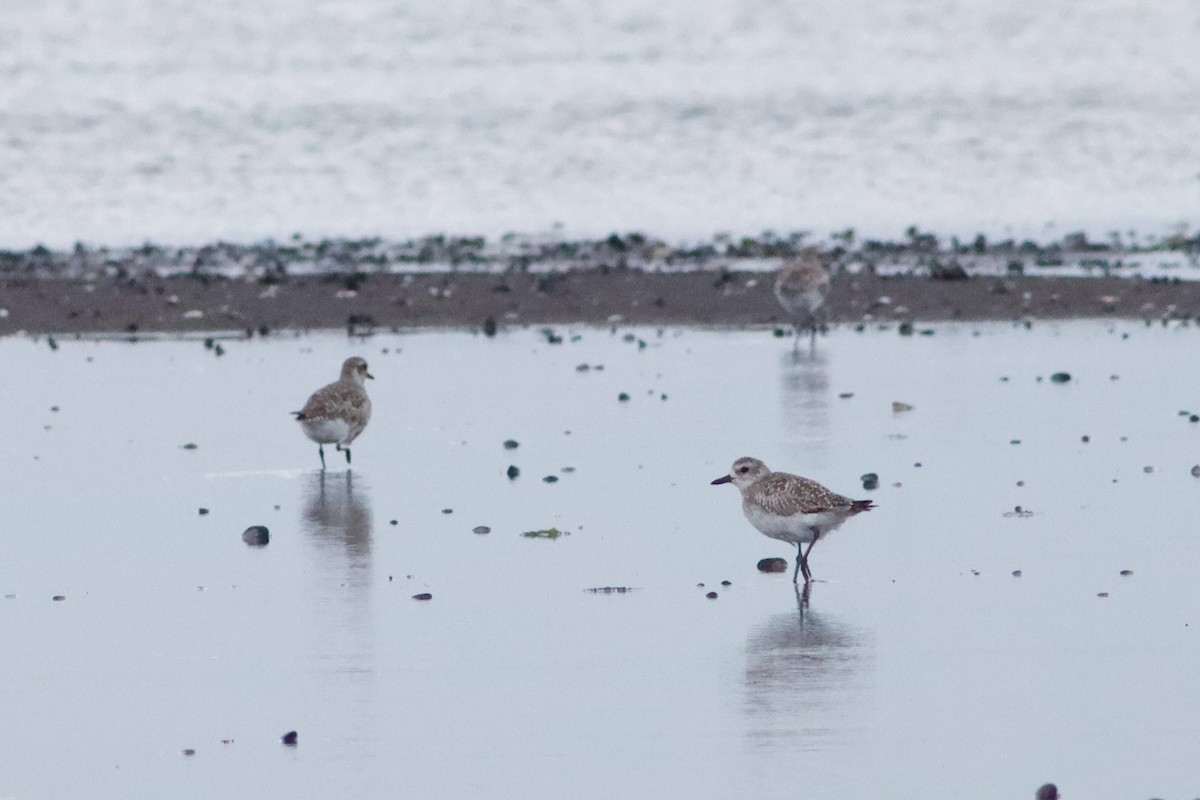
[2,322,1199,798]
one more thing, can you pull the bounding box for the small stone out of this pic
[1010,439,1021,445]
[441,508,453,514]
[180,442,199,450]
[389,519,398,525]
[182,749,196,756]
[1050,372,1071,383]
[1012,570,1022,577]
[860,472,879,490]
[412,593,433,601]
[503,439,519,449]
[281,731,298,746]
[618,392,630,402]
[1191,415,1199,423]
[482,316,498,337]
[472,526,491,534]
[892,401,914,412]
[543,475,559,483]
[506,465,520,479]
[1016,480,1025,487]
[1120,570,1134,576]
[756,557,788,573]
[720,580,732,586]
[1097,592,1109,598]
[52,595,66,601]
[838,392,854,399]
[1191,465,1200,477]
[198,508,210,515]
[1081,435,1090,443]
[705,591,718,599]
[241,525,269,546]
[1143,466,1154,474]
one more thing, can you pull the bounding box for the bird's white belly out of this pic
[299,417,355,446]
[743,504,843,545]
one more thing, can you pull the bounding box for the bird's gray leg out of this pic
[318,445,326,470]
[800,531,820,583]
[792,543,804,584]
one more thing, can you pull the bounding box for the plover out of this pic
[774,251,831,348]
[712,457,874,583]
[293,357,373,469]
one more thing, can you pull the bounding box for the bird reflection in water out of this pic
[302,470,374,589]
[779,346,830,444]
[743,584,870,750]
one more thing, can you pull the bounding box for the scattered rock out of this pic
[618,392,630,402]
[1143,466,1154,474]
[281,731,298,746]
[892,401,914,412]
[52,595,66,601]
[503,439,519,449]
[180,442,199,450]
[1012,570,1022,577]
[472,526,491,535]
[182,749,196,757]
[756,557,788,573]
[543,475,558,483]
[482,316,497,337]
[506,465,520,479]
[1081,435,1090,443]
[585,586,635,594]
[412,593,433,601]
[1097,592,1109,598]
[1120,570,1134,576]
[838,392,854,399]
[861,472,879,490]
[389,519,398,525]
[705,591,718,599]
[241,525,270,546]
[720,580,732,586]
[441,508,453,514]
[1191,465,1200,477]
[1050,372,1071,383]
[198,508,210,515]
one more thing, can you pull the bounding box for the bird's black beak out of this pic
[711,475,732,485]
[365,372,375,380]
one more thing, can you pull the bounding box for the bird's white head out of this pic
[711,456,771,490]
[340,356,374,385]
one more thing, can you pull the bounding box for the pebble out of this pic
[182,749,196,757]
[503,439,519,449]
[543,475,559,483]
[506,465,520,479]
[281,731,298,746]
[412,593,433,601]
[618,392,630,402]
[1081,435,1090,443]
[860,472,879,490]
[389,519,398,525]
[1143,466,1154,474]
[1050,372,1071,383]
[1120,570,1134,576]
[441,508,453,514]
[1097,592,1109,598]
[241,525,270,546]
[705,592,718,599]
[52,595,66,601]
[756,557,788,573]
[198,508,210,515]
[1012,570,1022,577]
[1191,465,1200,477]
[892,401,914,412]
[472,526,491,535]
[720,580,732,586]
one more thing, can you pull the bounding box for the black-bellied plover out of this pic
[774,251,831,349]
[293,357,373,469]
[712,457,874,583]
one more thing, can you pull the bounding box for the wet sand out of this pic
[2,235,1199,335]
[5,270,1200,337]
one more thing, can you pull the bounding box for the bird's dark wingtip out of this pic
[851,499,876,512]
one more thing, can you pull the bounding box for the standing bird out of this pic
[774,251,831,349]
[293,357,374,469]
[712,457,874,583]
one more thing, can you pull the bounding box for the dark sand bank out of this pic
[2,232,1198,335]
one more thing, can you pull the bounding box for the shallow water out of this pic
[2,0,1199,248]
[2,322,1200,798]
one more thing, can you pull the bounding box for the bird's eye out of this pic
[738,466,749,474]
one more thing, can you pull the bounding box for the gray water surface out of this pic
[2,323,1199,798]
